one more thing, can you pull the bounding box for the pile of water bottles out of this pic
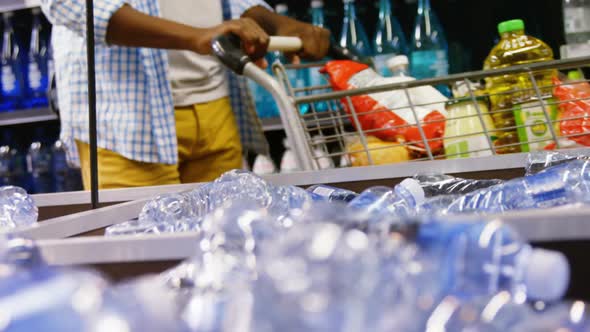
[0,151,590,330]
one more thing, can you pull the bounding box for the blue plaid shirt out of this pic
[41,0,270,165]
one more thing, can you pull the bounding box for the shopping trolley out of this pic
[213,35,590,171]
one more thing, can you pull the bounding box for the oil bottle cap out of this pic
[498,19,525,34]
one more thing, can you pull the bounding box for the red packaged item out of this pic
[551,77,590,148]
[320,60,447,152]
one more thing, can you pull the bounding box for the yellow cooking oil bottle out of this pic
[484,19,557,153]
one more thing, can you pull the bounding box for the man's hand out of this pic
[192,18,269,62]
[276,21,330,63]
[243,6,331,62]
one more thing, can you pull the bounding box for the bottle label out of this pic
[525,169,569,208]
[513,98,558,152]
[373,54,393,77]
[2,65,16,94]
[565,7,590,34]
[410,50,449,79]
[28,62,42,90]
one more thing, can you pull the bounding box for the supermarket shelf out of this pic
[0,0,40,12]
[37,233,200,266]
[0,108,57,126]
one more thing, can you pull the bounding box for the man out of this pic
[41,0,330,189]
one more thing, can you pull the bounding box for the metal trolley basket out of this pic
[269,54,590,171]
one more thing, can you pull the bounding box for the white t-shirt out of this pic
[160,0,229,106]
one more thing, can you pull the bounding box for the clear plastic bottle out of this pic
[348,179,426,222]
[409,0,449,80]
[0,12,25,111]
[26,8,49,108]
[373,0,408,76]
[340,0,372,58]
[447,159,590,213]
[27,132,53,194]
[563,0,590,44]
[415,218,570,302]
[304,0,329,113]
[51,140,83,192]
[484,19,555,154]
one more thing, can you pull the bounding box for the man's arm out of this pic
[42,0,269,58]
[242,5,331,60]
[106,4,268,56]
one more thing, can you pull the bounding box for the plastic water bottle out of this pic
[340,0,372,58]
[27,136,53,194]
[414,217,570,302]
[252,222,381,331]
[348,179,426,223]
[0,12,25,111]
[303,0,329,113]
[51,140,82,192]
[273,3,306,114]
[0,146,10,186]
[25,8,49,108]
[409,0,450,95]
[280,138,299,173]
[447,160,590,214]
[563,0,590,44]
[252,154,276,175]
[249,70,277,118]
[373,0,408,76]
[0,186,38,228]
[307,184,358,203]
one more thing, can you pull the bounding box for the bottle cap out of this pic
[399,178,425,206]
[524,248,570,302]
[386,55,409,70]
[275,4,289,15]
[311,0,324,8]
[498,19,525,34]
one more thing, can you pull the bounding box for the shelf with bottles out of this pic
[1,124,83,195]
[0,0,40,13]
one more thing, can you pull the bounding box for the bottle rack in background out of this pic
[0,124,82,194]
[0,8,52,114]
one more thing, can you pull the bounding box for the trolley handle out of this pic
[212,34,303,75]
[212,34,359,74]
